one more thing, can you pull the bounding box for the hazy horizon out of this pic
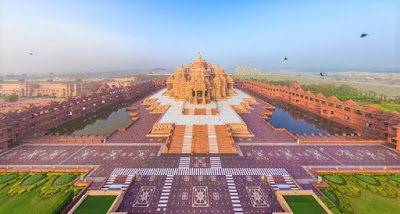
[1,0,399,75]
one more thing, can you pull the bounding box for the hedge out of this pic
[25,174,46,185]
[0,174,18,184]
[56,174,77,185]
[48,189,74,214]
[387,174,400,183]
[354,174,378,186]
[324,174,345,184]
[321,189,337,203]
[0,174,23,190]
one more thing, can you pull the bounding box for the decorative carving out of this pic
[147,123,174,137]
[226,123,254,137]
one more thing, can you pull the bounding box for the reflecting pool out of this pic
[253,93,353,135]
[47,102,132,135]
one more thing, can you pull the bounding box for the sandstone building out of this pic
[165,54,234,104]
[0,82,103,98]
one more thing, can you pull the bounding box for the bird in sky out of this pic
[284,57,288,60]
[361,33,368,38]
[320,72,324,77]
[29,53,33,55]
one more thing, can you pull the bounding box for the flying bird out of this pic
[284,57,288,60]
[29,53,33,55]
[361,33,368,38]
[320,72,324,77]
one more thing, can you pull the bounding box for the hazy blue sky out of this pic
[1,0,399,74]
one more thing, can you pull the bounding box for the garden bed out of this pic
[319,173,400,214]
[0,172,84,214]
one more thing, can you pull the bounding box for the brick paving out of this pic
[1,91,400,213]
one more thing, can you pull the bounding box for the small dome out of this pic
[174,64,187,74]
[214,64,225,74]
[226,75,234,83]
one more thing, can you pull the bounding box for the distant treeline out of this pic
[250,78,400,104]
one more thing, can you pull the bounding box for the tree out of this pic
[2,95,19,102]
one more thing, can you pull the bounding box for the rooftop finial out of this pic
[198,51,201,58]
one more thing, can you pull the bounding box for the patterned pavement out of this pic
[1,143,400,213]
[2,91,400,213]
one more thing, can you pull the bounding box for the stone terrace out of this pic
[107,94,166,144]
[235,97,295,143]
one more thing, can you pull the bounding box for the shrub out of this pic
[387,174,400,183]
[356,179,368,189]
[40,175,59,197]
[0,174,22,190]
[321,189,338,203]
[338,198,352,214]
[56,174,77,185]
[387,179,398,186]
[367,184,378,193]
[0,174,18,184]
[25,174,46,185]
[324,174,345,184]
[49,189,74,214]
[354,174,378,185]
[377,187,388,197]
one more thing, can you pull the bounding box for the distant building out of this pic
[234,66,262,75]
[0,81,103,97]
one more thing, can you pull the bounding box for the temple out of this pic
[165,53,235,104]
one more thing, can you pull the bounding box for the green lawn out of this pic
[0,185,72,214]
[234,74,400,97]
[283,195,328,214]
[74,195,117,214]
[345,187,400,214]
[56,174,77,185]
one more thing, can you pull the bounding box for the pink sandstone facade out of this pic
[0,81,103,97]
[235,80,400,149]
[0,80,166,151]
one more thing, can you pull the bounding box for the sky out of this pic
[0,0,399,75]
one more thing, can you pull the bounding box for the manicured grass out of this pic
[25,174,46,185]
[0,185,72,214]
[387,174,400,183]
[234,74,400,97]
[283,195,327,214]
[74,195,117,214]
[354,174,377,185]
[324,175,344,184]
[56,174,77,185]
[321,189,337,203]
[345,187,400,214]
[0,174,18,184]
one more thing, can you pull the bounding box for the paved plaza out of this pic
[1,142,400,213]
[1,89,399,214]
